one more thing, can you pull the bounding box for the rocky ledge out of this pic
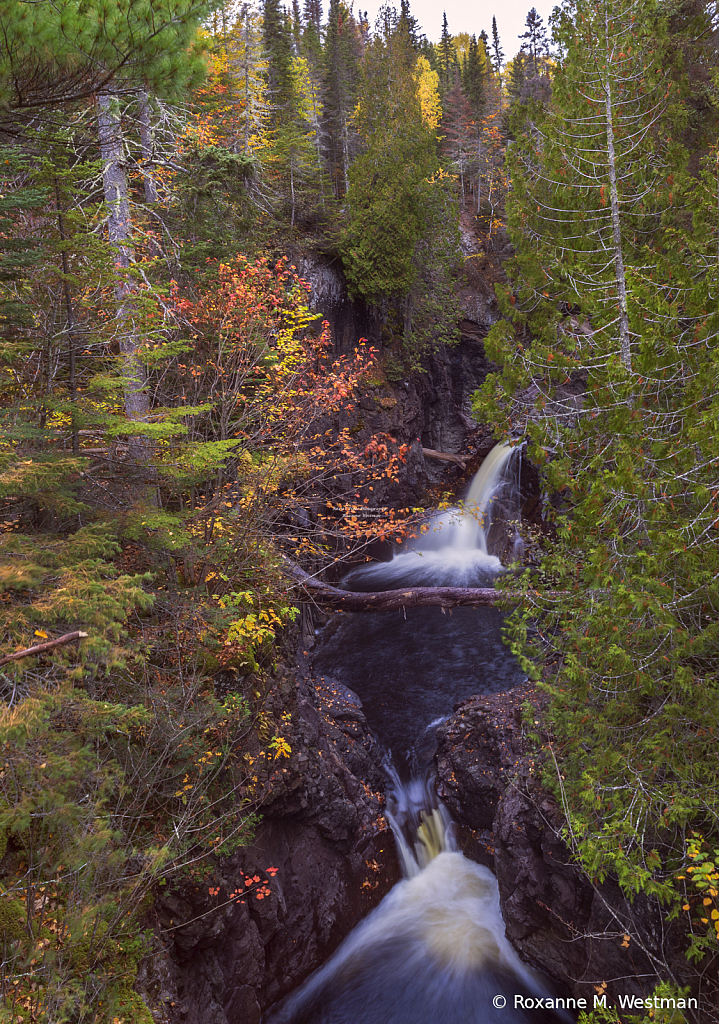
[436,686,718,1021]
[138,662,398,1024]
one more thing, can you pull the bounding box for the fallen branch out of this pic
[0,631,89,667]
[282,559,511,611]
[281,559,585,612]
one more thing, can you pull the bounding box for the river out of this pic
[266,445,574,1024]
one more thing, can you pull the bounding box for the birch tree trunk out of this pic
[97,90,152,465]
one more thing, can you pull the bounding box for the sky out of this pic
[354,0,558,60]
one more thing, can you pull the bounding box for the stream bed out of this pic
[266,445,573,1024]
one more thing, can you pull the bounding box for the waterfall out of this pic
[342,442,522,591]
[266,776,571,1024]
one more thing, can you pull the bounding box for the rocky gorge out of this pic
[142,251,718,1024]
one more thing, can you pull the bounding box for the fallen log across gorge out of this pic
[280,559,597,612]
[283,559,534,612]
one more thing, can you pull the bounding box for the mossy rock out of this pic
[107,984,154,1024]
[0,892,25,940]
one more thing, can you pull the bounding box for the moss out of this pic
[108,984,155,1024]
[69,919,117,972]
[0,891,25,940]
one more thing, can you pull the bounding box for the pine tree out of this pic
[0,0,211,132]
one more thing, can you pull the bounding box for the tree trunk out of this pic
[603,11,631,373]
[97,90,152,465]
[54,178,79,454]
[282,560,518,611]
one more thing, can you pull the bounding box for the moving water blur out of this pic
[266,772,572,1024]
[265,446,572,1024]
[314,443,525,770]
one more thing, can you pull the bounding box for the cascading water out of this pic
[313,443,525,767]
[265,445,572,1024]
[341,441,519,591]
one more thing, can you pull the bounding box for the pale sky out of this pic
[355,0,558,61]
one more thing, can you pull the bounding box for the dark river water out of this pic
[315,602,522,772]
[265,446,573,1024]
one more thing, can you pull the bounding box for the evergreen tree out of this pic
[267,55,327,225]
[438,12,453,88]
[491,16,505,75]
[322,0,361,198]
[0,0,212,132]
[302,0,323,68]
[399,0,422,50]
[291,0,302,54]
[475,0,719,901]
[505,52,527,103]
[341,21,460,358]
[518,6,549,77]
[463,34,489,114]
[262,0,294,117]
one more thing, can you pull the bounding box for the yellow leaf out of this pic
[34,630,48,639]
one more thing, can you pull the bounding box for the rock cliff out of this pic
[139,663,398,1024]
[436,688,718,1021]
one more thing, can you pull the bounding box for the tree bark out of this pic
[54,178,79,454]
[282,560,517,611]
[422,448,467,469]
[603,7,631,373]
[0,631,88,666]
[97,90,152,465]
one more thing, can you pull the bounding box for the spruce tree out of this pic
[341,20,460,358]
[322,0,361,198]
[438,12,453,88]
[518,6,549,77]
[491,16,505,75]
[463,34,488,114]
[262,0,294,118]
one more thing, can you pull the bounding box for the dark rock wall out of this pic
[436,690,719,1022]
[297,254,502,487]
[139,667,398,1024]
